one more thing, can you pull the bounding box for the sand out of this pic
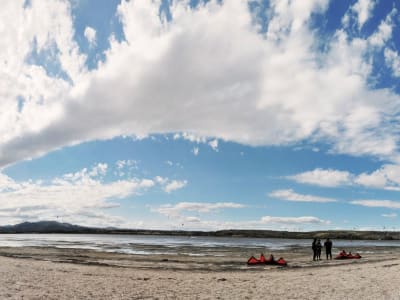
[0,246,399,299]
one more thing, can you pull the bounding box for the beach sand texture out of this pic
[0,247,399,299]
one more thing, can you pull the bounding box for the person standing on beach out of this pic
[324,238,333,260]
[312,238,317,261]
[316,239,322,260]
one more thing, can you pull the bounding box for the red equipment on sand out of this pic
[247,254,287,266]
[334,251,362,260]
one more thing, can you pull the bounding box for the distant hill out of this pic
[0,221,399,240]
[0,221,94,233]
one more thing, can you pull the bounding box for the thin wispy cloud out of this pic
[351,200,400,209]
[260,216,330,225]
[163,180,188,193]
[155,202,245,217]
[269,189,337,203]
[382,213,397,218]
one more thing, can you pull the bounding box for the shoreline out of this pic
[0,245,398,271]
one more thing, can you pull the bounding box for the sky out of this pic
[1,0,400,231]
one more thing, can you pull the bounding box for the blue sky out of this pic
[1,0,400,230]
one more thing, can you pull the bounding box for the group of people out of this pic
[312,238,332,261]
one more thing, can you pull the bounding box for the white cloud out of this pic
[208,139,219,152]
[0,0,86,168]
[184,216,201,223]
[1,1,400,168]
[192,147,199,156]
[154,176,168,185]
[133,214,332,231]
[384,48,400,77]
[174,133,219,152]
[88,163,107,177]
[153,177,187,193]
[163,180,188,193]
[354,164,400,191]
[0,173,20,192]
[119,160,138,169]
[354,170,390,189]
[351,200,400,209]
[176,132,207,144]
[289,164,400,191]
[115,160,139,177]
[288,169,352,187]
[116,160,126,169]
[269,189,336,203]
[155,201,245,217]
[0,163,158,226]
[84,26,96,47]
[382,213,397,218]
[260,216,329,225]
[0,161,189,226]
[367,10,395,47]
[352,0,375,29]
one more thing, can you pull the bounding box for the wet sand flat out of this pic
[0,246,399,299]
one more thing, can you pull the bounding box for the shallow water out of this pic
[0,234,399,256]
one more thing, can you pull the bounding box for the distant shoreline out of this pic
[0,221,399,240]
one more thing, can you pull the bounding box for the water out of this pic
[0,234,399,256]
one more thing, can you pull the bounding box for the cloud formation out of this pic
[260,216,330,225]
[163,180,188,193]
[288,169,352,187]
[351,200,400,209]
[1,0,400,167]
[152,201,330,230]
[382,213,397,218]
[0,163,186,226]
[155,202,245,217]
[290,164,400,191]
[351,0,376,29]
[84,26,96,47]
[385,48,400,77]
[269,189,337,203]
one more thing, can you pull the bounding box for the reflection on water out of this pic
[0,234,399,256]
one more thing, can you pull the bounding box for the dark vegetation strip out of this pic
[0,221,399,240]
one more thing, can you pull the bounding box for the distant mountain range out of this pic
[0,221,399,240]
[0,221,94,233]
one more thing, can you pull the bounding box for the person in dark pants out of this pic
[324,238,333,260]
[312,238,317,261]
[316,239,322,260]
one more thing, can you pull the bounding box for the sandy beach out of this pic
[0,246,399,299]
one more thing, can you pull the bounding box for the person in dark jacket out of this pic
[312,238,317,261]
[324,238,333,260]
